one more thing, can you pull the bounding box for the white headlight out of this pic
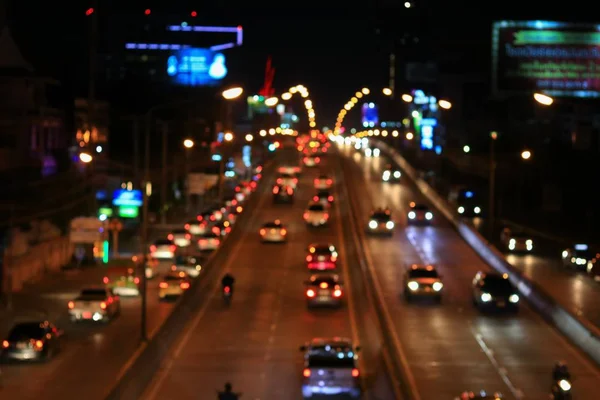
[481,293,492,302]
[368,220,377,229]
[526,239,533,246]
[373,149,380,156]
[509,239,516,245]
[425,212,433,220]
[432,282,443,292]
[393,171,401,178]
[457,207,465,214]
[562,250,568,258]
[474,206,481,214]
[408,211,416,219]
[559,379,571,391]
[509,294,519,303]
[386,221,395,229]
[407,281,419,291]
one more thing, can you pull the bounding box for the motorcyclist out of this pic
[221,273,235,293]
[552,361,571,381]
[218,382,240,400]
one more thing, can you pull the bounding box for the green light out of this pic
[102,240,109,264]
[118,206,139,218]
[98,207,113,217]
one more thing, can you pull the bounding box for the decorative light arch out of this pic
[333,87,392,136]
[280,85,317,128]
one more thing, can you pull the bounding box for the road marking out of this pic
[143,182,272,400]
[471,327,524,399]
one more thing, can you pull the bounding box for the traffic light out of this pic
[85,8,94,16]
[144,9,151,15]
[191,10,197,17]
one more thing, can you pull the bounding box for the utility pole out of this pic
[389,53,396,99]
[88,0,98,140]
[139,113,151,343]
[160,122,168,224]
[133,118,139,185]
[488,131,498,239]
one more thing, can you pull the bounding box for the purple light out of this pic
[210,42,235,51]
[124,43,188,50]
[167,25,240,33]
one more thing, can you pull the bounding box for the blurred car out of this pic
[158,271,191,300]
[312,190,334,207]
[185,219,208,236]
[212,220,232,237]
[103,266,140,296]
[260,220,288,243]
[299,337,361,399]
[500,228,533,253]
[403,265,443,303]
[304,274,343,307]
[455,391,503,400]
[306,243,338,270]
[314,174,333,190]
[366,208,394,235]
[197,207,224,224]
[303,155,321,167]
[197,232,221,251]
[150,239,176,259]
[382,165,401,182]
[68,288,121,322]
[407,202,433,224]
[273,184,295,203]
[143,255,159,279]
[364,147,380,157]
[276,173,298,189]
[168,229,192,247]
[171,255,203,277]
[1,321,63,361]
[278,165,302,175]
[562,243,599,271]
[304,202,329,227]
[451,188,483,217]
[472,271,519,312]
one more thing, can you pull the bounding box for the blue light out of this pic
[226,161,234,169]
[421,118,438,127]
[167,48,227,86]
[112,189,143,207]
[465,191,474,198]
[217,132,224,142]
[575,244,588,251]
[268,143,276,152]
[420,125,434,150]
[434,145,442,155]
[212,154,222,161]
[242,145,251,167]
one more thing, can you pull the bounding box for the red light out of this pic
[170,245,176,252]
[134,277,140,284]
[180,282,190,289]
[273,186,279,194]
[197,215,203,221]
[34,340,43,350]
[303,212,309,219]
[327,179,332,184]
[303,368,311,377]
[276,178,282,184]
[303,157,308,163]
[85,8,94,16]
[215,239,220,245]
[185,234,191,240]
[314,179,319,184]
[168,234,174,240]
[287,188,293,195]
[191,11,197,17]
[159,282,169,289]
[212,227,220,235]
[68,301,74,309]
[324,213,329,219]
[185,224,190,230]
[328,196,334,202]
[315,157,321,163]
[235,186,241,192]
[224,286,231,293]
[237,25,243,30]
[293,178,298,183]
[232,199,238,205]
[103,277,109,284]
[313,196,319,201]
[352,368,359,377]
[144,9,151,15]
[306,255,312,262]
[150,245,157,252]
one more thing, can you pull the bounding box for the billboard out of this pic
[167,48,227,86]
[492,21,600,98]
[361,103,379,128]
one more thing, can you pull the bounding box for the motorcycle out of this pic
[550,379,572,399]
[223,286,232,305]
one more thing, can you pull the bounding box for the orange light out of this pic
[280,229,287,235]
[236,206,243,213]
[180,282,190,290]
[333,289,342,297]
[314,179,319,184]
[68,301,74,309]
[293,178,298,183]
[100,302,107,310]
[273,186,279,194]
[260,229,266,235]
[171,265,177,271]
[185,234,191,240]
[352,368,359,377]
[2,340,8,348]
[159,282,169,289]
[34,340,43,350]
[324,213,329,219]
[316,157,321,163]
[319,282,328,289]
[328,196,334,202]
[303,212,309,219]
[303,368,311,377]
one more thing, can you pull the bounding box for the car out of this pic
[306,243,338,270]
[562,243,599,270]
[304,273,343,307]
[197,232,221,251]
[403,265,443,303]
[312,190,334,207]
[500,228,533,253]
[212,220,232,237]
[273,184,294,203]
[407,202,433,224]
[382,165,401,182]
[276,173,298,189]
[451,188,483,217]
[366,208,394,235]
[150,239,176,259]
[185,219,208,236]
[103,266,140,296]
[299,337,361,399]
[278,165,302,175]
[168,229,192,247]
[304,202,329,227]
[454,391,503,400]
[314,174,333,190]
[171,255,203,277]
[303,155,321,167]
[260,220,288,243]
[1,321,63,361]
[158,271,191,300]
[472,271,519,312]
[68,288,121,322]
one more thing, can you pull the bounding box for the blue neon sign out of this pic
[420,125,434,150]
[167,48,227,86]
[112,190,143,207]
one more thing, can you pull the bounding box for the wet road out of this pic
[342,144,600,399]
[142,148,394,400]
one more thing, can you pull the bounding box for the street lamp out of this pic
[281,92,292,101]
[222,86,244,100]
[521,150,532,160]
[224,132,234,142]
[245,133,253,142]
[265,97,278,107]
[401,94,413,103]
[404,1,412,8]
[382,88,393,96]
[463,145,470,153]
[79,152,93,163]
[488,131,499,238]
[438,100,452,110]
[361,88,370,95]
[183,139,194,212]
[533,92,553,106]
[183,139,194,149]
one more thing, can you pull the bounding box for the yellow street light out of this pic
[350,97,358,103]
[344,104,352,111]
[79,152,93,163]
[281,92,292,100]
[521,150,532,160]
[265,97,278,107]
[361,88,370,95]
[533,92,553,106]
[355,92,363,98]
[402,94,413,103]
[382,88,393,96]
[290,87,298,94]
[222,86,244,100]
[438,100,452,110]
[304,100,313,109]
[406,132,414,140]
[183,139,194,149]
[224,132,234,142]
[463,145,470,153]
[259,129,267,137]
[245,134,254,142]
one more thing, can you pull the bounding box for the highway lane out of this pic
[0,222,204,399]
[341,145,600,399]
[142,148,394,400]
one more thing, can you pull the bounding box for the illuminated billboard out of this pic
[361,103,379,128]
[492,20,600,98]
[167,48,227,86]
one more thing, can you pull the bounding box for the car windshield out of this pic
[413,205,429,211]
[264,222,282,228]
[309,204,325,211]
[187,220,199,225]
[317,190,330,196]
[173,230,187,235]
[175,255,193,264]
[280,173,292,179]
[8,323,45,340]
[200,233,218,238]
[372,212,390,220]
[510,233,530,239]
[483,276,514,291]
[307,356,355,368]
[154,240,173,245]
[309,278,337,286]
[80,289,107,297]
[318,175,329,179]
[312,247,333,255]
[164,275,183,281]
[409,269,439,278]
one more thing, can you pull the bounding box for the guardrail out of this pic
[371,140,600,367]
[104,161,276,400]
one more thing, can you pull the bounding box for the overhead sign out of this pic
[167,48,227,86]
[187,173,219,195]
[70,217,107,244]
[113,189,143,207]
[492,20,600,98]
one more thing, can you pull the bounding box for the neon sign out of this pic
[167,48,227,86]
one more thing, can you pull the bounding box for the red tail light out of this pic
[250,181,257,188]
[280,229,287,235]
[2,340,8,348]
[260,228,266,235]
[303,368,311,377]
[322,147,328,152]
[185,234,191,240]
[324,213,329,219]
[273,186,279,194]
[180,282,190,290]
[303,157,308,163]
[327,179,332,184]
[306,255,313,262]
[314,179,318,184]
[100,302,107,310]
[313,196,319,201]
[184,224,190,230]
[212,227,220,235]
[150,245,157,252]
[256,165,263,172]
[224,286,231,293]
[198,239,206,245]
[159,282,169,289]
[34,340,43,350]
[293,178,298,183]
[68,301,74,309]
[171,265,177,271]
[287,188,293,195]
[277,178,282,184]
[315,157,321,163]
[306,289,316,298]
[303,212,309,219]
[333,289,342,297]
[168,234,174,240]
[328,196,334,202]
[232,199,238,206]
[235,186,241,192]
[352,368,359,377]
[197,215,203,221]
[210,215,216,221]
[170,245,176,252]
[103,277,109,284]
[134,277,140,284]
[215,239,220,245]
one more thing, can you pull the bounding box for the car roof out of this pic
[308,337,353,348]
[308,243,336,251]
[407,264,437,272]
[309,273,339,282]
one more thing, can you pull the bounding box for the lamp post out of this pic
[183,139,194,212]
[218,132,235,202]
[488,131,498,239]
[218,87,243,202]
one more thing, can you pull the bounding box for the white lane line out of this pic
[143,184,272,400]
[471,328,524,399]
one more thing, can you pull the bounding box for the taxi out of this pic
[158,271,191,300]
